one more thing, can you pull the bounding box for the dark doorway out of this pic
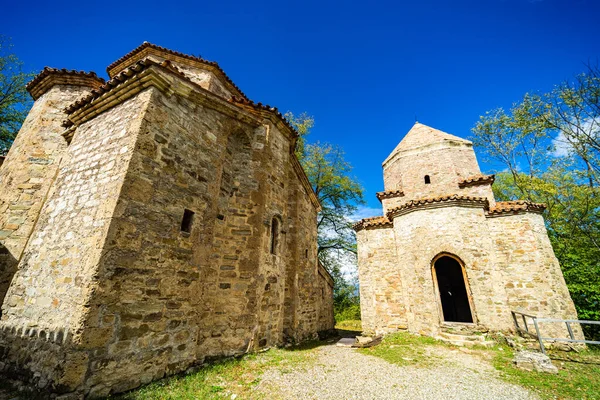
[434,256,473,323]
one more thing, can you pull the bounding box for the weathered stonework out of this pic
[0,43,333,396]
[355,123,580,341]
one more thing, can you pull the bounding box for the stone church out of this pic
[0,43,334,396]
[354,123,579,339]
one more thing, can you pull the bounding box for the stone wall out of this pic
[357,204,581,339]
[0,45,333,396]
[487,212,581,338]
[383,143,480,199]
[356,226,406,335]
[0,89,153,391]
[0,84,95,310]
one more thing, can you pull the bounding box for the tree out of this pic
[285,112,364,322]
[471,64,600,340]
[0,36,33,154]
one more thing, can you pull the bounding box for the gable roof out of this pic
[383,122,472,166]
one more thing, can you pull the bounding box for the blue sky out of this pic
[4,0,600,215]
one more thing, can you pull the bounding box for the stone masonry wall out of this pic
[356,226,407,335]
[381,144,486,214]
[487,212,581,339]
[0,84,95,310]
[390,206,507,337]
[0,57,332,395]
[68,85,330,396]
[0,89,153,390]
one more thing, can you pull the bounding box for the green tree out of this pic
[471,65,600,339]
[286,112,364,322]
[0,36,33,154]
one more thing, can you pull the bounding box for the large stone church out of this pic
[354,123,579,339]
[0,43,334,396]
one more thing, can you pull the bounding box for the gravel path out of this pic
[256,342,538,400]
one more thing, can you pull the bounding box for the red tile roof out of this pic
[352,216,392,231]
[26,67,105,100]
[63,59,175,118]
[487,201,546,216]
[458,174,495,188]
[106,42,248,101]
[376,189,404,201]
[386,194,489,219]
[229,96,299,139]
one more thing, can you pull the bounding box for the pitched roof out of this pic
[105,42,248,100]
[383,122,472,165]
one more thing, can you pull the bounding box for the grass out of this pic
[492,345,600,400]
[360,331,600,400]
[112,341,324,400]
[358,330,441,367]
[334,319,362,331]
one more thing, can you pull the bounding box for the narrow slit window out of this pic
[424,175,431,184]
[181,209,195,233]
[270,217,280,255]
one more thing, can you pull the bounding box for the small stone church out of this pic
[354,123,579,339]
[0,43,334,396]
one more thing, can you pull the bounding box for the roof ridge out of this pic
[105,42,249,100]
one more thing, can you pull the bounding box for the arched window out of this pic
[424,175,431,184]
[270,217,280,255]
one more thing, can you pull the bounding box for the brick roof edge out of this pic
[352,216,392,232]
[26,67,105,101]
[486,201,546,217]
[386,194,489,220]
[106,42,249,101]
[376,189,405,201]
[458,174,495,188]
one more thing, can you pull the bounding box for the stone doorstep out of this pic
[436,331,495,348]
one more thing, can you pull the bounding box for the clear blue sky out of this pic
[4,0,600,214]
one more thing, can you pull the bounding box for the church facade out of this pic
[354,123,579,339]
[0,43,333,396]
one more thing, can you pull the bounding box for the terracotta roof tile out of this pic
[229,96,299,138]
[386,194,489,219]
[62,59,187,125]
[458,174,495,188]
[376,189,404,201]
[26,67,105,100]
[487,201,546,216]
[106,42,248,100]
[352,216,392,232]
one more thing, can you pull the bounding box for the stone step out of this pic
[438,331,487,342]
[436,336,496,348]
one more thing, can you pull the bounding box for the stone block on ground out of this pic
[513,350,558,374]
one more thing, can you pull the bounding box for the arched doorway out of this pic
[432,255,473,323]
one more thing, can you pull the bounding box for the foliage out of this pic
[285,112,364,323]
[0,36,33,154]
[471,65,600,340]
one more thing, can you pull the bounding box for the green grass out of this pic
[358,331,440,367]
[334,319,362,331]
[492,345,600,400]
[112,341,323,400]
[360,331,600,399]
